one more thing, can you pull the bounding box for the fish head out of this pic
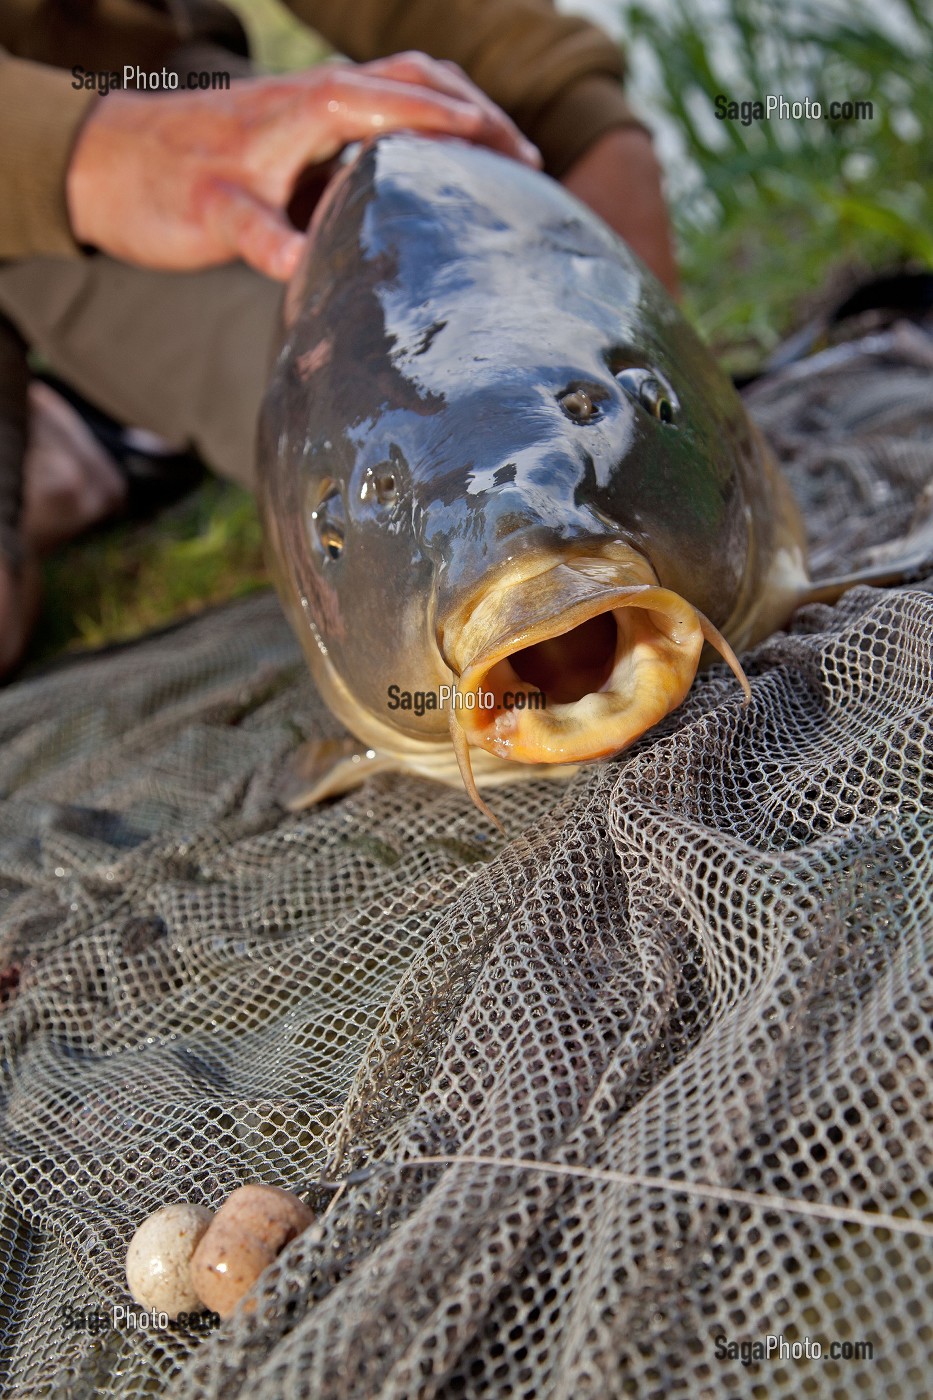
[422,316,757,768]
[259,136,793,779]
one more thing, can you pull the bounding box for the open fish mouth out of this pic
[439,548,750,817]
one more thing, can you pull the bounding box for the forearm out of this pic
[561,127,679,295]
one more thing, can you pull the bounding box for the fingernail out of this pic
[522,140,543,168]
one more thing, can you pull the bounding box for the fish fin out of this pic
[794,566,929,609]
[278,734,563,820]
[448,711,505,833]
[794,488,933,608]
[277,737,395,811]
[695,610,752,702]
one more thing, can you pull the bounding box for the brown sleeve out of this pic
[285,0,644,176]
[0,51,97,259]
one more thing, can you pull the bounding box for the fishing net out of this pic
[1,322,932,1399]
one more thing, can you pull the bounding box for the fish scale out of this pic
[258,133,895,822]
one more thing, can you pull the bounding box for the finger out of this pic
[312,69,541,168]
[362,52,495,110]
[199,179,305,281]
[363,51,537,161]
[361,61,541,168]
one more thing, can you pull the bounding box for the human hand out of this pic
[561,127,680,297]
[66,52,541,282]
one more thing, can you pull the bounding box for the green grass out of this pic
[26,0,932,667]
[32,480,267,663]
[625,0,932,369]
[224,0,330,72]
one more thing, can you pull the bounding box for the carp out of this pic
[257,134,892,824]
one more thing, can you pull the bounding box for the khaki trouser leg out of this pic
[0,255,283,492]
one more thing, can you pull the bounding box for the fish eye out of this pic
[374,472,397,505]
[614,368,678,425]
[361,454,405,509]
[558,388,601,423]
[644,383,675,423]
[310,483,345,560]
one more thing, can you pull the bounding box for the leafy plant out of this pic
[622,0,932,367]
[32,479,267,663]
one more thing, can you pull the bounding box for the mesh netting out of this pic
[1,324,932,1399]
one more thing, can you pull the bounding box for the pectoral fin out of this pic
[277,737,396,811]
[795,484,933,608]
[276,733,582,820]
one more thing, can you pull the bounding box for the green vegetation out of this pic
[225,0,329,71]
[26,0,931,667]
[36,478,267,659]
[626,0,932,368]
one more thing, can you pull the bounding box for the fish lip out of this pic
[436,541,660,676]
[450,584,708,765]
[439,545,750,768]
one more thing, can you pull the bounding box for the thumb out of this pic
[199,179,305,281]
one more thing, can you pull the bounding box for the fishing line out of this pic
[318,1152,933,1244]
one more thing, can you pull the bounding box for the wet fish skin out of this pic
[258,134,806,800]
